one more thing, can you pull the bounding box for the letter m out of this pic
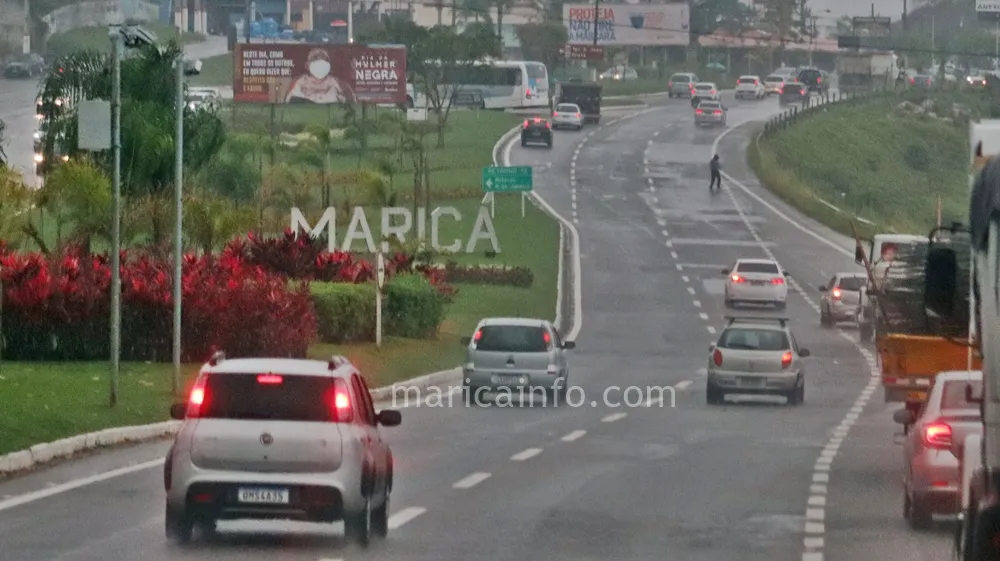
[290,207,336,252]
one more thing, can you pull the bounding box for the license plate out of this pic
[906,390,928,401]
[494,374,525,386]
[238,487,290,504]
[751,280,767,285]
[737,376,766,388]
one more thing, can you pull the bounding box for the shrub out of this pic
[311,282,376,343]
[440,261,533,287]
[383,274,447,339]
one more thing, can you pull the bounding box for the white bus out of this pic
[406,60,550,110]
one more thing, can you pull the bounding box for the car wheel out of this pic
[706,383,723,405]
[787,377,804,405]
[198,518,218,541]
[859,321,874,342]
[904,488,933,530]
[345,497,373,546]
[820,309,833,328]
[668,93,674,98]
[546,140,553,148]
[165,505,194,544]
[775,301,787,310]
[520,138,527,147]
[372,492,390,538]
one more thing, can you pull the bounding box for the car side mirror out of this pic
[562,341,576,350]
[169,403,187,420]
[783,270,790,276]
[799,348,811,357]
[967,383,984,404]
[721,268,729,275]
[892,409,916,425]
[708,343,716,352]
[855,245,865,265]
[817,285,827,292]
[460,336,471,345]
[377,409,402,427]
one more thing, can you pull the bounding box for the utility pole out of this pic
[902,0,907,31]
[592,0,599,45]
[173,57,185,398]
[22,0,29,54]
[109,30,124,408]
[435,0,442,25]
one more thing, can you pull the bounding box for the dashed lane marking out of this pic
[511,448,543,461]
[452,472,491,489]
[387,507,427,530]
[561,430,587,442]
[602,412,628,423]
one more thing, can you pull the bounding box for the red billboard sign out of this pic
[234,43,407,104]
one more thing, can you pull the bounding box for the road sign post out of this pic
[482,166,533,219]
[375,252,385,348]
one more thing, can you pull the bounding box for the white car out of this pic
[735,75,765,99]
[164,352,402,546]
[692,82,720,102]
[551,102,583,130]
[763,74,786,95]
[722,258,789,309]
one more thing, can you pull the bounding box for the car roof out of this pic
[671,72,696,77]
[736,258,778,265]
[722,322,787,333]
[205,357,352,378]
[694,82,715,86]
[477,317,551,328]
[738,75,760,79]
[556,102,579,107]
[765,74,784,79]
[835,271,867,278]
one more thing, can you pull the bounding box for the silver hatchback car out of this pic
[668,72,699,97]
[165,353,402,546]
[817,272,867,327]
[461,318,575,403]
[894,370,983,529]
[706,316,810,405]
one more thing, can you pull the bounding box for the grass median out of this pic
[46,24,205,58]
[748,92,975,237]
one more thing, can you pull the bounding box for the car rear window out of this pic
[200,374,338,422]
[735,262,780,274]
[670,74,691,82]
[718,328,790,351]
[556,104,578,112]
[837,276,866,291]
[475,325,550,352]
[765,76,783,82]
[738,78,756,84]
[941,380,983,411]
[695,84,713,90]
[698,102,720,110]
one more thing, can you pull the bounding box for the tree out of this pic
[691,0,756,40]
[28,160,112,255]
[757,0,801,62]
[516,22,568,72]
[0,168,31,246]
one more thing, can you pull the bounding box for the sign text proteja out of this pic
[291,206,500,253]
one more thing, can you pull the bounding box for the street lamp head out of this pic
[109,24,159,48]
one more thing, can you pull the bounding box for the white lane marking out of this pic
[692,300,702,307]
[804,536,824,548]
[806,508,825,521]
[453,472,491,489]
[675,380,693,390]
[706,326,716,334]
[803,553,823,561]
[0,458,163,513]
[813,473,829,482]
[809,495,827,506]
[670,250,679,259]
[602,412,628,423]
[316,558,343,561]
[805,522,824,534]
[387,507,426,529]
[511,448,543,461]
[682,275,690,282]
[676,263,683,271]
[699,312,709,320]
[561,429,587,442]
[810,484,827,495]
[687,287,696,295]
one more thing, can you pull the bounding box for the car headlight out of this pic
[33,153,43,163]
[33,131,41,140]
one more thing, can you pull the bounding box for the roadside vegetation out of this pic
[45,23,204,57]
[749,87,991,237]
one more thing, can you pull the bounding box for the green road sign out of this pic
[482,166,533,193]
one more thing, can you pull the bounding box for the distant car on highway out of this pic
[164,352,402,546]
[460,317,575,403]
[667,72,699,98]
[520,117,553,148]
[912,74,934,89]
[706,316,810,405]
[735,75,765,99]
[3,53,45,78]
[599,65,638,81]
[796,67,829,94]
[771,66,798,79]
[551,102,583,130]
[693,99,727,127]
[722,258,789,309]
[894,369,983,529]
[691,82,720,105]
[186,88,221,111]
[763,74,786,95]
[778,82,809,105]
[966,73,987,87]
[817,272,867,328]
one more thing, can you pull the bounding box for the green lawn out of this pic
[45,24,205,57]
[0,188,560,456]
[188,52,232,87]
[749,93,974,237]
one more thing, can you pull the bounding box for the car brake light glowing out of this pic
[714,110,722,115]
[909,77,915,84]
[523,120,529,127]
[526,87,532,97]
[190,387,205,405]
[832,287,842,299]
[186,375,209,417]
[924,422,952,449]
[334,391,350,409]
[533,117,541,122]
[781,351,793,368]
[473,329,483,342]
[778,88,783,94]
[771,277,784,285]
[711,90,716,95]
[695,108,703,114]
[543,331,552,344]
[668,81,673,87]
[731,274,744,283]
[545,121,551,129]
[713,349,723,366]
[257,374,283,384]
[817,77,822,83]
[754,79,759,85]
[553,111,557,117]
[576,112,581,118]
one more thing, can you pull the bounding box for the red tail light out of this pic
[553,111,557,117]
[710,90,716,95]
[523,120,529,127]
[778,88,784,94]
[533,117,541,122]
[713,110,722,115]
[576,112,581,118]
[695,108,703,114]
[831,287,842,299]
[525,87,532,97]
[543,331,551,345]
[909,77,915,84]
[331,378,353,422]
[186,375,209,417]
[545,121,551,129]
[668,81,673,88]
[257,374,283,384]
[923,422,952,449]
[713,349,723,366]
[771,277,784,285]
[926,79,931,86]
[730,274,745,283]
[754,79,759,85]
[473,329,483,342]
[817,77,822,84]
[781,351,793,369]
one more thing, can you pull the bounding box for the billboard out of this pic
[977,0,1000,13]
[563,3,689,46]
[234,44,407,104]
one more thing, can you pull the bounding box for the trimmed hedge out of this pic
[441,261,533,287]
[311,282,376,343]
[384,274,447,339]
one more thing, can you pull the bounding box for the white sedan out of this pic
[551,103,583,130]
[722,258,789,309]
[735,75,765,99]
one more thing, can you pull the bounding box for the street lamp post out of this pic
[109,29,123,408]
[173,57,185,397]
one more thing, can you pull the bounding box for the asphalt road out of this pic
[0,92,955,560]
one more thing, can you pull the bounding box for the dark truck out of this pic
[552,80,602,124]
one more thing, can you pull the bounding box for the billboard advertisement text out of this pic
[563,3,689,46]
[234,44,407,104]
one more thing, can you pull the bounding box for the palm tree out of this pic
[183,195,256,254]
[0,168,32,247]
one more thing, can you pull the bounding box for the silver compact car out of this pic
[668,72,698,98]
[164,352,402,546]
[706,316,810,405]
[694,100,727,127]
[552,102,583,130]
[895,370,983,529]
[461,318,575,402]
[817,272,866,327]
[692,81,720,102]
[722,258,789,309]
